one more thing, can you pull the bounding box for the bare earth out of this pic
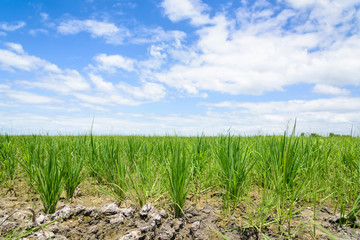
[1,180,360,239]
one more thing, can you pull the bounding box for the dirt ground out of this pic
[1,180,360,239]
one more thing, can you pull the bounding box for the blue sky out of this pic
[0,0,360,135]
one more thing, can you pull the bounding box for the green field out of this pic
[1,129,360,239]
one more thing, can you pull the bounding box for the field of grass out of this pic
[1,129,360,239]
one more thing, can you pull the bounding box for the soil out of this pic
[1,181,360,239]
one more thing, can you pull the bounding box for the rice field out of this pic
[1,129,360,239]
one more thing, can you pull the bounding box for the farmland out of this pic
[1,130,360,239]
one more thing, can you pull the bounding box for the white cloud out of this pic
[5,42,24,53]
[162,0,211,25]
[199,97,360,134]
[2,98,359,135]
[73,92,142,106]
[21,69,90,94]
[149,44,168,59]
[154,1,360,96]
[204,97,360,114]
[40,12,49,21]
[29,29,48,36]
[88,73,115,92]
[0,86,54,104]
[313,84,350,96]
[93,54,136,72]
[7,91,54,104]
[58,19,118,36]
[73,93,113,105]
[117,82,166,101]
[0,43,61,72]
[0,21,26,31]
[135,43,179,72]
[39,70,90,93]
[57,19,129,44]
[131,27,186,44]
[284,0,359,9]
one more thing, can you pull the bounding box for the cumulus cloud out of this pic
[73,92,142,106]
[58,18,186,46]
[88,73,115,92]
[93,54,136,73]
[154,0,360,96]
[117,82,166,101]
[0,43,61,72]
[57,19,129,44]
[284,0,360,9]
[313,84,350,96]
[2,99,359,135]
[58,19,118,36]
[20,69,90,94]
[162,0,211,25]
[200,97,360,134]
[29,29,48,36]
[204,97,360,114]
[0,85,54,104]
[2,1,360,135]
[0,42,165,108]
[0,21,26,31]
[40,12,49,21]
[131,27,186,44]
[37,70,90,93]
[5,42,24,53]
[7,91,54,104]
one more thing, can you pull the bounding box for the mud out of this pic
[1,192,360,239]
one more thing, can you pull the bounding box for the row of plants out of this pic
[0,130,359,238]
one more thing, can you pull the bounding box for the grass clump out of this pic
[166,139,192,217]
[21,137,64,214]
[89,135,127,203]
[215,133,253,212]
[0,134,18,196]
[61,136,87,200]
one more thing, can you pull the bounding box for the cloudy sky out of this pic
[0,0,359,135]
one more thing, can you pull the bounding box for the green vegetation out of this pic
[0,134,18,196]
[166,139,192,217]
[21,136,64,214]
[1,129,360,238]
[215,133,253,211]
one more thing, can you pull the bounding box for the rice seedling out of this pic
[61,136,87,200]
[2,127,360,239]
[257,124,314,237]
[89,135,127,203]
[336,138,360,226]
[126,141,164,206]
[166,139,192,217]
[21,137,64,214]
[126,135,143,170]
[215,133,254,212]
[0,134,18,196]
[191,134,213,196]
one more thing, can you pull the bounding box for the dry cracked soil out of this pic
[1,185,360,240]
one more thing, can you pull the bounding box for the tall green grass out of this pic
[215,133,254,211]
[21,137,64,214]
[61,136,87,199]
[1,130,360,238]
[166,139,192,217]
[256,126,313,237]
[0,134,18,195]
[191,134,213,196]
[88,135,127,203]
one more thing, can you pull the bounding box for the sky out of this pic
[0,0,360,135]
